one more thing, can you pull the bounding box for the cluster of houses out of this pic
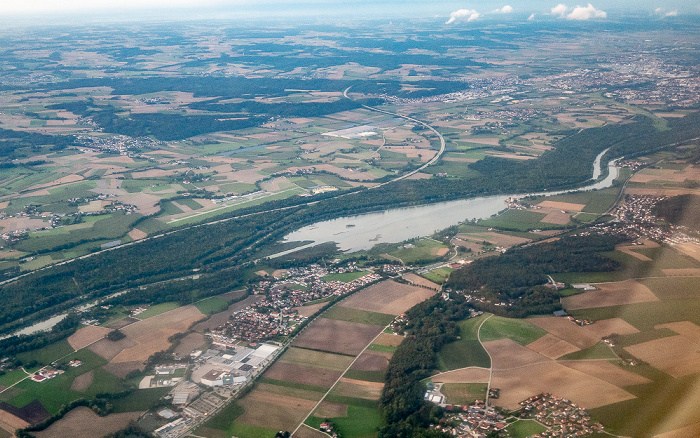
[434,400,508,437]
[208,264,381,343]
[31,368,63,382]
[518,393,604,438]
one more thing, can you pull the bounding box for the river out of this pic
[277,150,620,255]
[5,151,619,338]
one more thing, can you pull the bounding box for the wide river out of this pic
[278,151,620,255]
[6,151,618,338]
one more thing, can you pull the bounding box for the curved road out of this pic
[343,86,446,186]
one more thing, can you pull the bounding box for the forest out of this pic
[446,234,623,317]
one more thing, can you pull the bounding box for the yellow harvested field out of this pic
[373,333,405,347]
[658,321,700,340]
[625,188,700,197]
[312,402,348,419]
[559,360,651,387]
[492,361,636,410]
[67,325,113,351]
[110,305,204,363]
[402,273,440,290]
[630,166,700,183]
[294,302,326,318]
[654,422,700,438]
[484,338,548,370]
[340,279,436,315]
[432,367,491,384]
[562,280,659,310]
[34,408,142,438]
[333,378,384,400]
[237,390,317,431]
[537,201,586,211]
[541,210,571,224]
[662,268,700,276]
[625,334,700,378]
[529,317,639,349]
[70,370,94,392]
[526,334,580,359]
[128,228,148,241]
[0,410,29,431]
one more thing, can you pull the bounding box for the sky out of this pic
[1,0,698,22]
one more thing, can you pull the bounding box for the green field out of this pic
[570,298,700,332]
[640,277,700,300]
[527,187,620,214]
[440,383,487,405]
[322,306,395,326]
[16,340,75,365]
[478,315,547,346]
[367,344,397,354]
[322,270,370,282]
[386,238,449,264]
[135,302,180,319]
[558,342,617,360]
[111,387,170,413]
[257,378,328,393]
[9,348,121,414]
[437,314,491,371]
[479,209,565,231]
[195,296,231,314]
[201,401,244,430]
[343,369,386,383]
[307,403,383,438]
[0,369,29,387]
[505,419,548,438]
[421,266,454,284]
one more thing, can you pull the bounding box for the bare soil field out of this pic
[662,268,700,276]
[484,339,548,370]
[431,367,491,384]
[630,166,700,183]
[350,351,391,372]
[492,362,636,410]
[297,424,334,438]
[173,333,205,357]
[625,335,700,378]
[292,318,383,356]
[0,410,28,431]
[526,334,580,359]
[654,422,700,438]
[617,245,653,261]
[340,280,436,315]
[558,360,651,387]
[333,378,383,400]
[102,361,142,379]
[254,383,324,402]
[294,302,326,318]
[530,317,638,349]
[70,370,94,392]
[373,333,405,347]
[34,407,142,438]
[67,326,113,351]
[279,347,354,371]
[88,337,137,361]
[264,362,343,388]
[110,305,204,363]
[313,401,348,419]
[657,321,700,339]
[458,232,531,247]
[562,280,658,310]
[237,390,317,431]
[402,273,440,290]
[537,201,585,211]
[128,228,148,240]
[538,209,570,224]
[625,188,700,197]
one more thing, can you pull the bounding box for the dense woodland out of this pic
[379,295,472,437]
[446,235,623,317]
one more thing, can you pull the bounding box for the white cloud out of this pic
[655,7,679,17]
[566,3,606,20]
[493,5,513,14]
[528,13,536,20]
[655,7,663,13]
[665,10,678,16]
[446,9,481,24]
[551,4,568,17]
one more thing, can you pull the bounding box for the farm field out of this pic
[340,279,436,315]
[33,407,142,438]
